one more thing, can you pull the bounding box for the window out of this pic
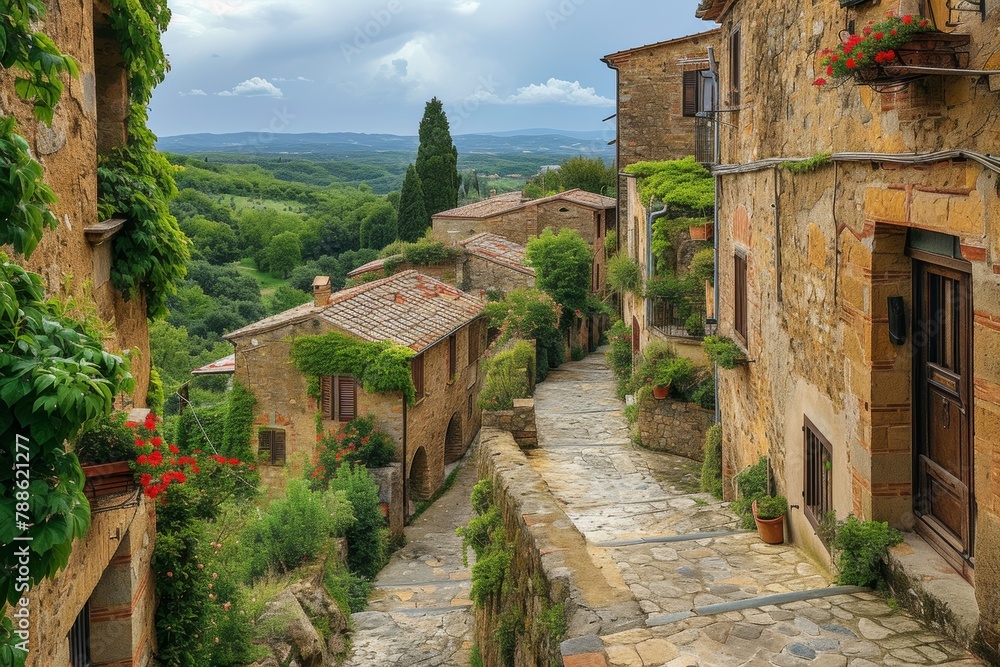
[804,417,833,530]
[734,252,748,342]
[683,69,709,117]
[729,26,742,106]
[448,334,458,379]
[411,355,425,400]
[320,375,357,422]
[69,602,91,667]
[258,429,287,465]
[468,321,482,363]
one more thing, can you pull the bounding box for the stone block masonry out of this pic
[638,395,714,461]
[476,428,641,667]
[481,399,537,448]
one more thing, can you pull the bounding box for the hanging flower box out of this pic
[82,461,137,500]
[814,14,969,91]
[689,222,714,241]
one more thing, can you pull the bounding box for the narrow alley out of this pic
[526,352,984,667]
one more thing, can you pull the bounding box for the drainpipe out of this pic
[712,123,722,426]
[646,204,669,330]
[402,398,407,528]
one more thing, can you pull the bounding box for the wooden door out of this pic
[914,261,974,581]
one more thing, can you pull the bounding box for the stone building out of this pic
[346,232,536,295]
[1,2,159,664]
[697,0,1000,655]
[225,270,487,506]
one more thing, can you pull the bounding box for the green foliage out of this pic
[74,412,139,465]
[701,424,723,498]
[605,320,634,399]
[265,284,311,316]
[820,15,933,82]
[606,254,643,295]
[623,403,639,425]
[479,341,535,411]
[0,258,134,610]
[691,376,715,410]
[175,403,227,452]
[308,416,397,487]
[538,602,568,646]
[397,163,430,242]
[470,644,484,667]
[604,229,618,256]
[495,606,523,667]
[241,480,355,582]
[731,457,770,529]
[290,330,416,404]
[222,382,257,460]
[781,153,832,174]
[704,335,749,369]
[148,365,165,415]
[690,247,715,286]
[623,158,715,217]
[329,465,389,579]
[526,228,593,326]
[754,495,788,520]
[0,117,59,259]
[262,230,303,278]
[380,237,458,268]
[415,98,459,216]
[471,539,513,607]
[153,521,211,665]
[829,515,903,589]
[524,156,616,198]
[653,357,697,394]
[181,216,240,264]
[571,346,585,361]
[359,200,398,250]
[323,558,373,614]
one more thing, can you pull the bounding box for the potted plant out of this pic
[752,495,788,544]
[75,413,140,500]
[703,335,749,369]
[688,221,714,241]
[652,357,696,399]
[814,14,970,90]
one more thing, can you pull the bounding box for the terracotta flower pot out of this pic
[689,223,714,241]
[82,461,136,500]
[652,384,671,399]
[752,499,785,545]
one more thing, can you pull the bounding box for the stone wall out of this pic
[638,395,713,461]
[371,464,404,540]
[481,399,537,449]
[476,429,640,667]
[0,0,151,408]
[459,254,534,295]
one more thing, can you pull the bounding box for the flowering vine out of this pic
[814,13,933,86]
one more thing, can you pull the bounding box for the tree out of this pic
[263,231,303,278]
[415,98,459,216]
[525,228,593,326]
[558,156,615,195]
[266,285,312,316]
[359,200,398,250]
[397,163,429,242]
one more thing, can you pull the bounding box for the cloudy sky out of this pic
[149,0,709,138]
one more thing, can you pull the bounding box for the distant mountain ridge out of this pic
[156,130,615,158]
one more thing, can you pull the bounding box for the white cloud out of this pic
[217,77,284,98]
[179,89,208,96]
[454,1,480,14]
[475,79,614,107]
[272,76,314,82]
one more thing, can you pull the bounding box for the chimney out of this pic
[489,189,497,197]
[312,276,332,307]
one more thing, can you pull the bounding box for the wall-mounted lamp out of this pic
[888,297,906,345]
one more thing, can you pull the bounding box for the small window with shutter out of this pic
[320,375,358,422]
[729,26,742,106]
[412,355,425,400]
[258,429,287,466]
[734,252,748,343]
[682,69,707,117]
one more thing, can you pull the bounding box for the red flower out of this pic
[874,32,884,40]
[135,438,146,447]
[827,65,833,75]
[863,26,872,35]
[137,454,149,465]
[891,29,898,35]
[151,436,163,447]
[228,458,240,466]
[149,450,164,467]
[144,414,157,431]
[140,473,152,486]
[846,58,857,69]
[169,444,180,454]
[830,55,839,63]
[902,14,913,24]
[125,421,137,429]
[812,77,827,86]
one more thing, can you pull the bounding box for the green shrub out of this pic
[479,341,535,411]
[754,495,787,520]
[175,403,227,452]
[526,228,593,327]
[323,558,374,614]
[689,246,715,286]
[470,644,484,667]
[830,515,903,589]
[330,465,389,579]
[148,366,165,416]
[222,381,257,460]
[622,158,715,218]
[653,357,696,394]
[457,479,512,608]
[701,424,723,498]
[704,335,748,369]
[571,346,585,361]
[241,480,356,582]
[605,320,633,398]
[74,412,140,464]
[691,377,715,410]
[604,230,617,256]
[308,415,397,488]
[471,540,513,607]
[685,312,705,338]
[606,254,643,295]
[623,403,639,425]
[495,607,523,667]
[731,457,769,529]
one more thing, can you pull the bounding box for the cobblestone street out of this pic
[342,459,477,667]
[528,352,985,667]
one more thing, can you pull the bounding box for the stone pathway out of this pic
[343,458,477,667]
[528,351,984,667]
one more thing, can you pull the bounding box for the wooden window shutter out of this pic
[258,429,272,459]
[272,430,286,465]
[337,376,356,421]
[730,28,742,106]
[412,356,425,399]
[734,253,748,341]
[682,70,699,117]
[320,375,334,420]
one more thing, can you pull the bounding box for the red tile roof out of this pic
[601,28,721,65]
[346,255,398,278]
[457,233,535,276]
[432,188,615,220]
[225,271,484,353]
[191,354,236,375]
[531,188,617,210]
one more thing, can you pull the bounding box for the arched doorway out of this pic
[444,413,464,464]
[408,446,430,501]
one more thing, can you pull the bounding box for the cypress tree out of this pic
[397,163,429,242]
[415,97,459,216]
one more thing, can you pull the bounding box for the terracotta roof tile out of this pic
[601,28,721,63]
[346,255,398,278]
[225,271,484,352]
[431,191,528,219]
[457,233,535,276]
[191,354,236,375]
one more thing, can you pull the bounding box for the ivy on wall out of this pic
[98,0,190,319]
[290,331,417,405]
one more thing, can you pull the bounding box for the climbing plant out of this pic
[98,0,190,319]
[290,331,417,404]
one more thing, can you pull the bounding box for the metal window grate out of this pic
[804,417,833,530]
[70,601,91,667]
[695,116,716,166]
